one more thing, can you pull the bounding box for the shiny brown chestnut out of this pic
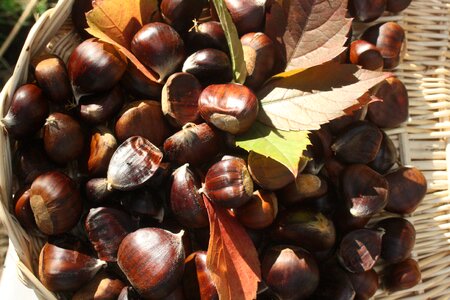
[223,0,266,35]
[183,251,218,300]
[234,190,278,229]
[349,0,386,22]
[264,1,287,73]
[131,22,185,81]
[43,112,84,164]
[2,84,49,139]
[383,258,421,292]
[198,83,259,134]
[32,54,72,104]
[369,130,398,174]
[331,121,383,164]
[72,271,126,300]
[347,269,379,300]
[170,164,208,228]
[163,123,224,166]
[328,107,364,135]
[312,259,356,300]
[376,217,416,264]
[78,86,125,124]
[367,76,409,128]
[29,171,82,235]
[338,229,384,273]
[162,72,203,127]
[68,38,127,101]
[349,40,384,71]
[385,166,427,214]
[88,127,118,177]
[386,0,412,13]
[262,245,319,300]
[14,187,38,232]
[279,174,328,206]
[85,178,116,203]
[15,139,55,184]
[115,101,172,145]
[204,157,254,208]
[187,21,228,53]
[119,187,163,220]
[182,48,233,85]
[117,228,185,299]
[39,237,106,292]
[160,0,204,33]
[361,22,406,70]
[120,63,163,99]
[241,32,275,90]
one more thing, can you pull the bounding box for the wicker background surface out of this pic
[0,0,449,299]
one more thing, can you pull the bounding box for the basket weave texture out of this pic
[0,0,449,299]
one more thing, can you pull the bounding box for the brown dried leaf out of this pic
[204,196,261,300]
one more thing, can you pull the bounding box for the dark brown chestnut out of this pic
[385,166,427,214]
[2,84,49,139]
[85,178,116,203]
[72,271,126,300]
[71,0,93,39]
[182,48,233,85]
[264,1,287,73]
[223,0,266,35]
[15,139,55,184]
[376,217,416,264]
[88,127,118,177]
[29,171,82,235]
[338,229,384,273]
[331,121,383,164]
[183,251,218,300]
[198,83,259,134]
[349,40,384,71]
[278,174,328,206]
[361,22,406,70]
[349,0,386,22]
[162,72,203,127]
[160,0,204,33]
[78,86,125,124]
[367,76,409,128]
[117,228,185,299]
[272,208,336,252]
[163,123,224,166]
[170,164,208,228]
[262,245,319,300]
[119,187,163,220]
[187,21,228,53]
[204,157,254,208]
[386,0,412,13]
[39,237,106,292]
[14,187,38,232]
[120,63,163,99]
[68,38,127,100]
[43,112,84,164]
[312,259,356,300]
[341,164,388,217]
[131,22,185,81]
[234,190,278,229]
[115,100,172,146]
[328,108,364,135]
[32,54,72,104]
[382,258,421,292]
[369,131,398,174]
[347,269,379,300]
[241,32,275,90]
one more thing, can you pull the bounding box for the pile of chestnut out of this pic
[4,0,425,299]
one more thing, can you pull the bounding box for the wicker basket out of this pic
[0,0,449,299]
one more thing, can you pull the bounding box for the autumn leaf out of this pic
[280,0,352,71]
[257,62,391,131]
[236,122,310,175]
[204,196,261,300]
[211,0,247,84]
[86,0,160,83]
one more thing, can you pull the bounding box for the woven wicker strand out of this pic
[0,0,449,299]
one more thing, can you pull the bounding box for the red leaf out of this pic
[204,195,261,300]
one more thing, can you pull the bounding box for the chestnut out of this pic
[328,108,364,135]
[29,171,82,235]
[162,72,203,127]
[115,100,172,146]
[88,126,118,177]
[386,0,412,13]
[182,48,233,85]
[349,40,384,71]
[131,22,185,81]
[262,245,319,300]
[170,164,208,228]
[368,131,398,174]
[85,207,134,262]
[341,164,388,217]
[198,83,259,134]
[183,251,218,300]
[43,112,85,164]
[163,123,224,166]
[68,38,127,100]
[71,0,93,39]
[241,32,275,90]
[119,187,163,220]
[348,0,386,22]
[347,269,379,300]
[361,22,406,70]
[376,217,416,264]
[186,21,228,53]
[14,187,38,233]
[204,157,254,208]
[160,0,204,33]
[382,258,421,292]
[2,83,49,139]
[117,228,185,299]
[86,178,116,203]
[72,271,126,300]
[338,229,384,273]
[120,63,163,99]
[333,202,372,235]
[223,0,266,35]
[385,166,427,214]
[312,259,356,300]
[32,54,72,104]
[234,190,278,229]
[78,86,125,124]
[15,139,55,183]
[39,237,106,292]
[278,174,328,206]
[331,121,383,165]
[264,1,288,73]
[367,76,409,128]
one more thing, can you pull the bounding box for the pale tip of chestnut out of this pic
[209,113,240,135]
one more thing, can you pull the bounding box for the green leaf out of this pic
[236,122,310,175]
[211,0,247,83]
